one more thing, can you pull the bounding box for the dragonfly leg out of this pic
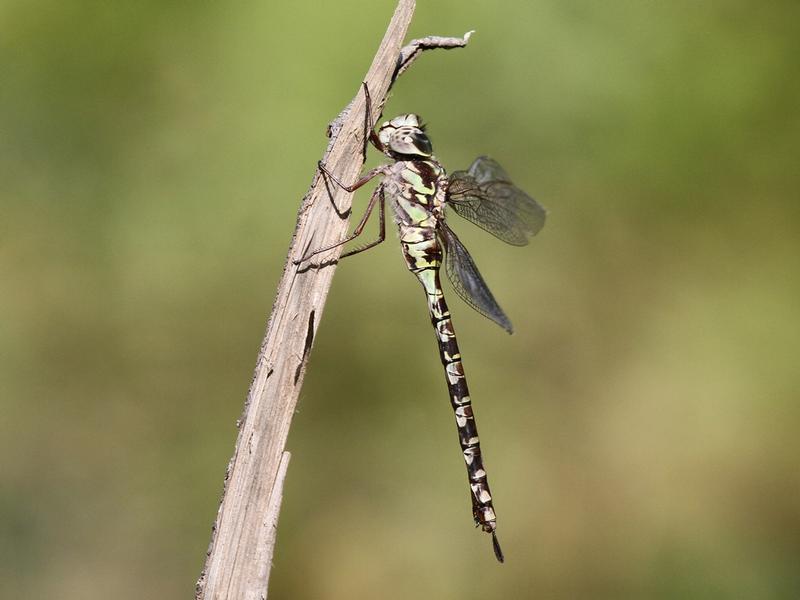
[340,187,385,259]
[360,81,386,155]
[294,184,384,265]
[360,82,371,162]
[317,161,386,193]
[317,83,388,191]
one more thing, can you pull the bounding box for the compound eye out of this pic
[378,126,394,145]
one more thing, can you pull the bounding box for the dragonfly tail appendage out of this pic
[492,531,505,563]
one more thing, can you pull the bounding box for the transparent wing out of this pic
[446,156,546,246]
[438,223,513,333]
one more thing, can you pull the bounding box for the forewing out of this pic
[439,223,513,333]
[447,156,546,246]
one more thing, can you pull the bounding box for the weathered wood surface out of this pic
[196,0,473,597]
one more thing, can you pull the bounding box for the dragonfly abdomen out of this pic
[407,255,502,559]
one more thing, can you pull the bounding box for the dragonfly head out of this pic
[378,114,433,159]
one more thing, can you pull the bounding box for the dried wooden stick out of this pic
[395,30,474,79]
[195,1,473,597]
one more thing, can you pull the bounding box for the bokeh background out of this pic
[2,1,799,598]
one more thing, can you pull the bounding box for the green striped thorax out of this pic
[378,114,433,159]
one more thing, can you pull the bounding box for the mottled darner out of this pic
[297,89,546,562]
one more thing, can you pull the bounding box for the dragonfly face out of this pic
[377,114,433,159]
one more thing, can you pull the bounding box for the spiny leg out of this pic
[360,82,386,156]
[317,161,387,193]
[360,82,371,162]
[294,184,385,264]
[340,187,385,259]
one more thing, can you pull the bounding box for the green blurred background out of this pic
[2,1,799,598]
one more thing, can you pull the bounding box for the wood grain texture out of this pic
[195,1,474,597]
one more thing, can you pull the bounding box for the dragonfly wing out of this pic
[467,155,514,184]
[439,223,513,333]
[447,156,546,246]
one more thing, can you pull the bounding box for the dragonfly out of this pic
[297,89,546,562]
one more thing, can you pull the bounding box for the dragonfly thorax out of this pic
[378,114,433,159]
